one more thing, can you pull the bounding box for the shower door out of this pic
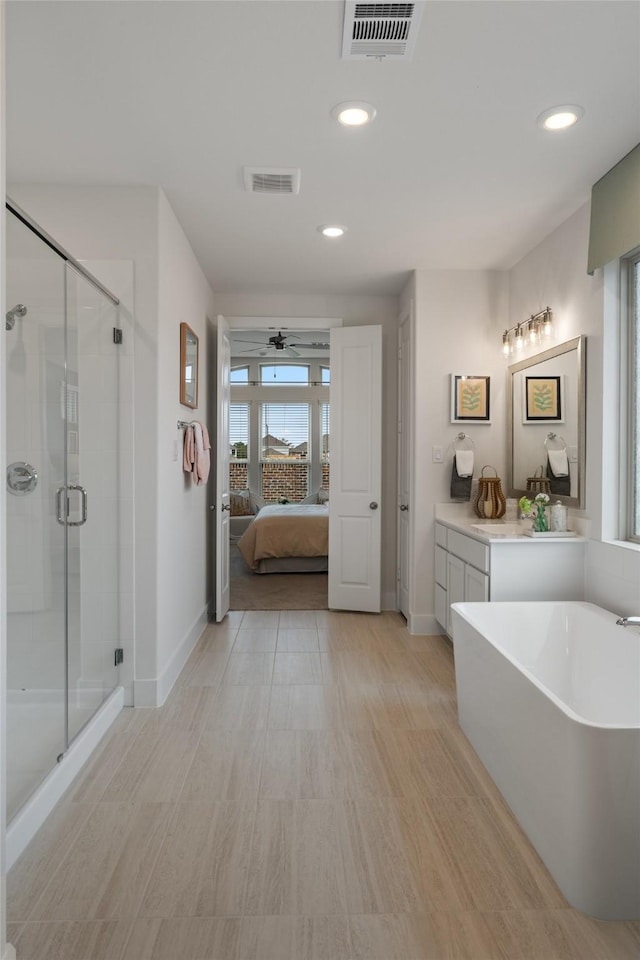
[6,207,120,820]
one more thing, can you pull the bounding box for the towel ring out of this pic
[544,432,567,453]
[450,432,475,453]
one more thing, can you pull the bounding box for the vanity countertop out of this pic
[435,512,585,545]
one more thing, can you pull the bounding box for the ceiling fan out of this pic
[237,331,330,358]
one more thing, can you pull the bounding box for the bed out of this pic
[237,503,329,574]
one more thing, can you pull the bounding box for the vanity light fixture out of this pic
[331,101,377,127]
[537,105,584,131]
[318,224,347,238]
[501,308,553,358]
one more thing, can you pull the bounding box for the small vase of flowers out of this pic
[519,493,550,533]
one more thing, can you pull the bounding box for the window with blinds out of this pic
[321,402,330,461]
[260,403,310,460]
[260,402,310,500]
[229,402,250,461]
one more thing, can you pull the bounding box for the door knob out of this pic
[369,501,378,510]
[221,503,231,512]
[400,504,409,511]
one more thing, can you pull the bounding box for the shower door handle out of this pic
[67,485,88,526]
[56,485,88,526]
[56,486,67,525]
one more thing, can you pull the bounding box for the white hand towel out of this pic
[548,449,569,477]
[455,450,474,478]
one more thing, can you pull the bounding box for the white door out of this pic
[215,314,231,621]
[397,311,412,618]
[328,325,382,612]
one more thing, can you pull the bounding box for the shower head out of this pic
[6,304,27,331]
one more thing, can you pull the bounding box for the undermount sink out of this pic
[470,522,525,537]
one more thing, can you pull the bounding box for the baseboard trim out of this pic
[407,612,443,636]
[134,606,209,707]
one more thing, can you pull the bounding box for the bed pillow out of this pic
[230,490,253,516]
[317,488,330,504]
[300,491,319,504]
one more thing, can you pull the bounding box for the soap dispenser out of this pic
[550,501,568,532]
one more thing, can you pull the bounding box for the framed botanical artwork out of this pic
[523,375,563,423]
[450,375,491,423]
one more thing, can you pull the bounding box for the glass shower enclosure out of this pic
[6,203,122,821]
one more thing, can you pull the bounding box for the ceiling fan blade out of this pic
[284,346,300,357]
[238,346,269,355]
[234,339,272,347]
[289,342,330,349]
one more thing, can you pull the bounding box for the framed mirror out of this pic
[180,322,199,408]
[507,336,586,508]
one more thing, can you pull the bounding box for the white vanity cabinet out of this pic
[435,523,489,635]
[435,520,585,636]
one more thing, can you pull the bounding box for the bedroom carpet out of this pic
[230,543,328,611]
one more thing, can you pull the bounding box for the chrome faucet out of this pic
[615,616,640,627]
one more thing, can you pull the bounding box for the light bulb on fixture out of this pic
[515,324,524,352]
[500,307,553,359]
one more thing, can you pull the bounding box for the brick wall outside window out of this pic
[261,462,308,501]
[322,464,330,489]
[230,463,248,490]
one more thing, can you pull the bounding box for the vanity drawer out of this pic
[435,522,447,547]
[447,529,489,573]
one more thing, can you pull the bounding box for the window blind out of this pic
[260,403,310,459]
[588,143,640,275]
[229,402,250,460]
[321,402,330,460]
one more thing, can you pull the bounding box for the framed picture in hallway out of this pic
[451,374,491,423]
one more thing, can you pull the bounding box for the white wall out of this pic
[215,291,399,608]
[155,190,215,700]
[405,270,508,633]
[508,202,640,616]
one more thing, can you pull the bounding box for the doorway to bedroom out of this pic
[227,329,331,611]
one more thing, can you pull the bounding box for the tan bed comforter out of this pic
[237,504,329,571]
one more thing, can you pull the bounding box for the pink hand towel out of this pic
[183,424,195,473]
[193,421,211,486]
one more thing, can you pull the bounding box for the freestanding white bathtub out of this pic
[450,600,640,920]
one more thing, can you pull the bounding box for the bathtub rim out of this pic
[451,600,640,731]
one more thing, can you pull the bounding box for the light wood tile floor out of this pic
[8,610,640,959]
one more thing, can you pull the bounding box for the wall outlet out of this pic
[432,446,443,463]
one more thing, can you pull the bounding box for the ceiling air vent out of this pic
[341,1,424,60]
[243,167,301,196]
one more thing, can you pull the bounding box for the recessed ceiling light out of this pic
[331,101,377,127]
[318,225,347,238]
[537,104,584,131]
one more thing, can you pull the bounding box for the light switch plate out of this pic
[432,446,443,463]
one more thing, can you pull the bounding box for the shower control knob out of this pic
[7,461,38,496]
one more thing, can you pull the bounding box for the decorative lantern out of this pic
[473,465,506,519]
